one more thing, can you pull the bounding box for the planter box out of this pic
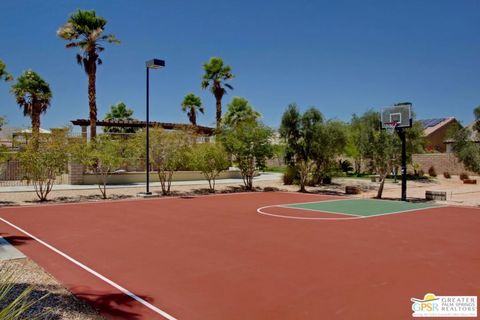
[345,186,361,195]
[425,191,447,201]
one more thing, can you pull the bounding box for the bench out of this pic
[370,175,380,182]
[425,191,447,201]
[463,179,477,185]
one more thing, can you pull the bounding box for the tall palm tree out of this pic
[181,93,204,126]
[57,9,120,140]
[0,59,13,82]
[11,70,52,144]
[201,57,234,128]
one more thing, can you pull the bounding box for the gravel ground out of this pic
[0,174,478,319]
[0,258,104,320]
[2,174,478,207]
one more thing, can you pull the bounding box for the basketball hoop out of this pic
[384,121,399,133]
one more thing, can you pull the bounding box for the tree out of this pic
[474,106,480,132]
[201,57,234,128]
[222,97,261,127]
[70,134,127,199]
[181,93,204,126]
[10,70,52,147]
[350,110,425,198]
[219,97,273,190]
[133,128,192,195]
[103,101,138,133]
[452,107,480,174]
[190,142,229,192]
[17,131,69,201]
[0,116,5,131]
[280,104,321,192]
[0,59,13,82]
[310,120,348,184]
[58,10,120,140]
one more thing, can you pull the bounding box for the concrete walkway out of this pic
[0,172,283,193]
[0,237,26,261]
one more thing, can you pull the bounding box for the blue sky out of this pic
[0,0,479,131]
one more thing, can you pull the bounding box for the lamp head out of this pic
[146,59,165,69]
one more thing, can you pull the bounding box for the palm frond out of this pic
[65,42,79,49]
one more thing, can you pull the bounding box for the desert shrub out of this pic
[17,131,69,201]
[428,166,437,177]
[190,142,229,192]
[460,172,469,180]
[443,171,451,179]
[0,266,49,319]
[418,169,425,177]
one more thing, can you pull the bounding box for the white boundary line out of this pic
[257,206,363,220]
[257,201,443,221]
[0,217,177,320]
[278,205,361,217]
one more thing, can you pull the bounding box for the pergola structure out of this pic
[71,119,215,139]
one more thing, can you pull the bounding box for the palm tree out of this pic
[181,93,204,126]
[201,57,234,128]
[57,9,120,140]
[0,59,13,82]
[104,101,138,133]
[11,70,52,145]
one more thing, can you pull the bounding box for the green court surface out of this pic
[283,199,439,217]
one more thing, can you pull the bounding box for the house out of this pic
[11,128,52,148]
[0,127,18,147]
[419,117,459,153]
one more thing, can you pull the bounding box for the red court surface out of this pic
[0,192,479,319]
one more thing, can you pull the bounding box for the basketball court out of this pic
[0,192,478,319]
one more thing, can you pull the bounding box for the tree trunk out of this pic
[214,88,223,129]
[88,61,97,141]
[376,173,387,199]
[190,108,197,126]
[31,107,41,150]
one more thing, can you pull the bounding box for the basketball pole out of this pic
[398,127,407,201]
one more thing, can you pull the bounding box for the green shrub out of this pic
[443,171,451,179]
[428,166,437,177]
[283,166,298,185]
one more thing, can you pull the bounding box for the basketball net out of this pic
[384,121,399,134]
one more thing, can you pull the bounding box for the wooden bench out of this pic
[463,179,477,184]
[425,191,447,201]
[370,175,380,182]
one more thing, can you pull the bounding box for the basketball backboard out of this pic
[381,103,412,129]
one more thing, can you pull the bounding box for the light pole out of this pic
[139,58,165,197]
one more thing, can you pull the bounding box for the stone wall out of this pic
[79,170,243,185]
[411,153,475,176]
[68,162,84,184]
